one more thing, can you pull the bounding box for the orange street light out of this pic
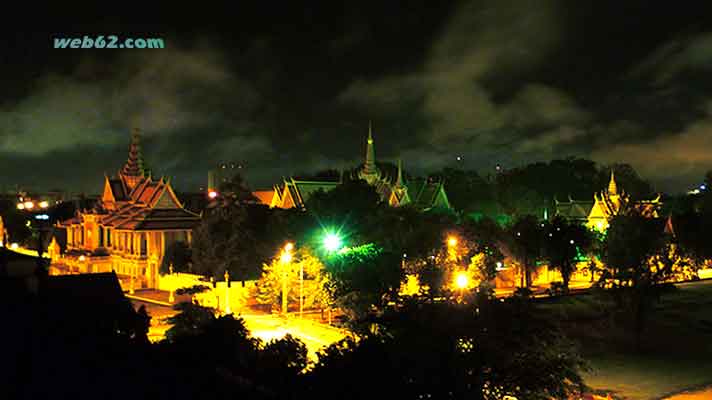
[455,271,469,289]
[447,236,458,247]
[280,250,293,263]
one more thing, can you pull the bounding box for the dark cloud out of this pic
[2,3,712,194]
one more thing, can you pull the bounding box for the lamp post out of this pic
[224,269,231,315]
[280,243,293,316]
[455,271,469,302]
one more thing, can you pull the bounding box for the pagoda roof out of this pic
[554,199,594,220]
[252,190,274,206]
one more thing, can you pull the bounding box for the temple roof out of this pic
[554,199,594,220]
[120,128,145,178]
[60,129,199,232]
[251,190,274,206]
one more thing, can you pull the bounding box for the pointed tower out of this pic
[120,128,146,191]
[608,170,618,196]
[358,121,381,184]
[395,158,404,188]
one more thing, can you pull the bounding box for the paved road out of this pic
[129,297,346,358]
[665,387,712,399]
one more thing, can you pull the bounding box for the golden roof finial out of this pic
[608,169,618,195]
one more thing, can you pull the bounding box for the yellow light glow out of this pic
[208,190,218,199]
[16,203,24,210]
[284,242,294,252]
[447,236,458,247]
[39,201,49,208]
[455,272,469,289]
[10,243,19,249]
[79,255,86,261]
[280,251,293,263]
[24,201,34,209]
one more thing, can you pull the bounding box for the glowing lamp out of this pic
[16,203,24,210]
[323,233,342,252]
[447,236,458,247]
[10,243,19,249]
[39,201,49,208]
[280,251,293,263]
[496,261,504,270]
[208,190,218,199]
[455,272,469,289]
[24,201,34,209]
[79,255,86,261]
[284,242,294,252]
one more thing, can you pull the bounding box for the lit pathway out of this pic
[664,387,712,399]
[240,313,348,360]
[129,294,347,359]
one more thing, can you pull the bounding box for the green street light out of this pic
[323,232,342,252]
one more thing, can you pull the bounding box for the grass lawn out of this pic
[537,280,712,399]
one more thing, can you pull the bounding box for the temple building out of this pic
[555,171,662,232]
[54,129,201,289]
[266,124,451,211]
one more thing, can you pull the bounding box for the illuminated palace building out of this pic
[555,171,662,231]
[261,124,451,211]
[54,129,200,289]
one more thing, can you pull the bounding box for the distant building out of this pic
[55,129,200,289]
[555,171,662,232]
[266,124,451,211]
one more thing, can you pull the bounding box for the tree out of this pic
[430,167,496,215]
[323,243,403,328]
[600,214,673,348]
[505,215,544,288]
[307,298,587,400]
[192,203,286,281]
[160,240,192,274]
[542,216,593,291]
[216,172,259,204]
[254,247,332,312]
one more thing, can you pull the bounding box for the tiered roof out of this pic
[60,129,200,232]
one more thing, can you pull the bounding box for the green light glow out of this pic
[323,232,343,252]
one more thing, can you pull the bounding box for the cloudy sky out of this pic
[2,2,712,194]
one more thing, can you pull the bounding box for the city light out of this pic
[280,250,293,263]
[447,236,458,247]
[10,243,19,249]
[16,203,24,210]
[39,201,49,208]
[323,232,342,252]
[208,190,218,199]
[79,255,86,261]
[35,214,49,220]
[24,201,34,209]
[284,242,294,252]
[455,272,469,289]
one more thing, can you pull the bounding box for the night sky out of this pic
[2,2,712,195]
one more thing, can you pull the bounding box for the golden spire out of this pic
[608,170,618,195]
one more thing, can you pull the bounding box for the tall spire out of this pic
[357,121,382,185]
[120,128,146,189]
[395,158,404,187]
[364,121,377,175]
[608,169,618,195]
